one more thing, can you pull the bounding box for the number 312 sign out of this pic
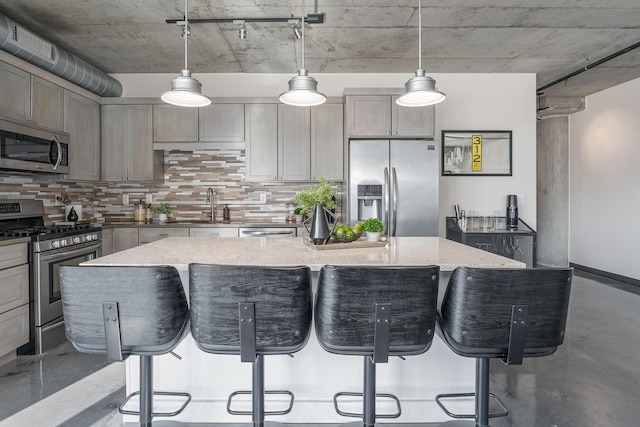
[441,130,512,176]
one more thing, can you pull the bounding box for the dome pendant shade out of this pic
[279,69,327,107]
[396,69,446,107]
[161,69,211,107]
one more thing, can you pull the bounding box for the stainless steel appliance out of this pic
[349,139,439,236]
[0,199,101,354]
[0,119,70,174]
[239,227,297,238]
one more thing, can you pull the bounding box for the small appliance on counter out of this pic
[506,194,518,230]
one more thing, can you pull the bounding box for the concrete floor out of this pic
[0,270,638,427]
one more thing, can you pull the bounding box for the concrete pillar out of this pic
[537,116,569,267]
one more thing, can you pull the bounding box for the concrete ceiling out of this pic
[0,0,639,98]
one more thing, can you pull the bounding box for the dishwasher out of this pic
[238,227,297,238]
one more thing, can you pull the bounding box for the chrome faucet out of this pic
[206,187,215,223]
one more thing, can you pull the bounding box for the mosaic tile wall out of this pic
[0,149,344,225]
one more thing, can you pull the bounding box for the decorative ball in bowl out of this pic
[331,223,363,243]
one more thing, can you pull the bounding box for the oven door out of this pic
[33,241,102,329]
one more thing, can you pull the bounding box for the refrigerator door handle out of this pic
[383,167,390,234]
[391,167,398,237]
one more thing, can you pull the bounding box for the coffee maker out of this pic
[506,194,518,230]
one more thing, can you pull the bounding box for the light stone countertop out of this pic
[87,236,525,272]
[102,221,303,228]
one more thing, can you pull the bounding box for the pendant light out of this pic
[396,0,445,107]
[161,0,211,108]
[279,0,326,107]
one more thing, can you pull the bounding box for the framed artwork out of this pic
[441,130,512,176]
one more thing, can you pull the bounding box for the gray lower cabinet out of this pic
[345,95,434,138]
[0,61,64,131]
[101,228,114,256]
[102,104,163,182]
[189,227,239,237]
[0,243,29,359]
[112,227,139,252]
[63,91,101,181]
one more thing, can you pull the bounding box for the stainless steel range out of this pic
[0,199,101,354]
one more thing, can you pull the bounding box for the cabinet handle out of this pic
[387,131,391,135]
[393,131,397,135]
[194,137,198,141]
[199,137,203,141]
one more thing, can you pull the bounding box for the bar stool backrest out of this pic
[440,267,573,360]
[315,265,440,356]
[59,265,189,356]
[189,264,312,355]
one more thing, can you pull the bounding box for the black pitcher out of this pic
[304,204,336,245]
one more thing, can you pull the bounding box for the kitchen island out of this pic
[86,237,524,424]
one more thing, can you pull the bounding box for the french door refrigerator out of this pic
[349,139,439,236]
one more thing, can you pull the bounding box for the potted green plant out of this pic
[291,178,337,216]
[362,217,384,242]
[154,202,170,222]
[293,207,305,223]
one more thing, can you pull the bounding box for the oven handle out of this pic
[35,241,102,262]
[49,136,63,171]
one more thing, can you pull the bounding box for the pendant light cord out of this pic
[418,0,422,70]
[184,0,189,70]
[301,0,305,70]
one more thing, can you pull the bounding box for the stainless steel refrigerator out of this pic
[349,139,439,236]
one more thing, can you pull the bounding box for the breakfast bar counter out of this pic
[86,237,524,424]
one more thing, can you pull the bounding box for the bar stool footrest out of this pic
[119,390,191,417]
[333,391,402,419]
[435,392,509,419]
[227,389,294,416]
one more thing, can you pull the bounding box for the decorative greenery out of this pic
[293,207,305,215]
[362,217,384,233]
[154,202,170,214]
[291,178,337,216]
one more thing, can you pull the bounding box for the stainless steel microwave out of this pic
[0,119,70,174]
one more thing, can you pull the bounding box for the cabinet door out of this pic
[153,104,198,142]
[0,305,29,355]
[199,104,245,142]
[245,104,278,181]
[113,228,139,252]
[64,91,101,181]
[392,96,435,137]
[278,104,310,181]
[101,228,114,256]
[0,265,29,314]
[101,105,128,181]
[0,61,30,123]
[311,103,344,181]
[31,76,64,131]
[126,105,156,181]
[345,95,392,137]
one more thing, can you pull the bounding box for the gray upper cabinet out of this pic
[63,91,101,181]
[311,103,344,181]
[102,104,163,182]
[245,104,278,181]
[200,104,245,142]
[278,104,311,181]
[153,103,244,143]
[0,62,64,131]
[153,104,199,142]
[345,95,434,138]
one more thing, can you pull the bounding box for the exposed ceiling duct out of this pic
[0,13,122,97]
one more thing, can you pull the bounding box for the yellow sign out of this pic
[471,135,482,172]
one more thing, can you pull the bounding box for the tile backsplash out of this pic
[0,149,344,225]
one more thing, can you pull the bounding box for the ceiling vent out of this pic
[0,13,122,97]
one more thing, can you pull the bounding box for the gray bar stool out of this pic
[188,264,312,427]
[58,265,191,427]
[315,265,440,427]
[435,267,573,427]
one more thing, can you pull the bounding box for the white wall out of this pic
[111,72,537,235]
[569,78,640,280]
